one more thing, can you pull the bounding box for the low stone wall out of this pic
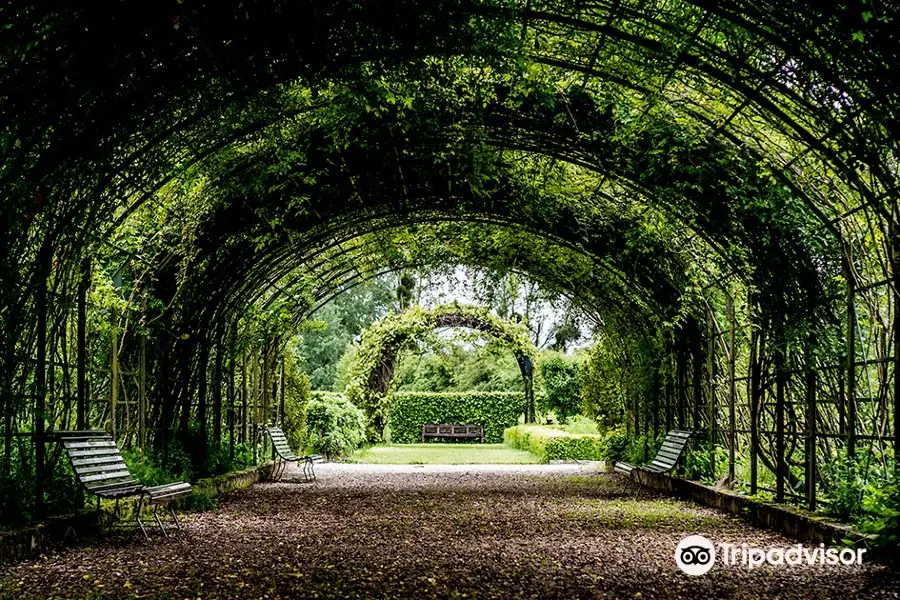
[180,463,270,507]
[631,469,881,554]
[0,512,96,565]
[0,521,55,565]
[0,463,272,565]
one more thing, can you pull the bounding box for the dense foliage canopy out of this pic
[1,0,899,525]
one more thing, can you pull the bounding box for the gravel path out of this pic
[0,463,897,599]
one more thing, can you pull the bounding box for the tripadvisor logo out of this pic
[675,535,867,576]
[675,535,716,575]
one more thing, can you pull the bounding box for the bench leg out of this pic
[153,505,168,538]
[136,496,150,540]
[627,472,650,498]
[627,474,639,496]
[169,505,182,532]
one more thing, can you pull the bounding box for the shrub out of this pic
[579,342,625,429]
[389,391,525,443]
[603,427,629,461]
[282,371,311,452]
[623,434,653,465]
[203,441,256,477]
[504,425,608,462]
[122,448,183,487]
[305,393,367,459]
[538,352,581,423]
[858,484,900,551]
[821,449,895,523]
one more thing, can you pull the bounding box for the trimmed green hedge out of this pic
[504,425,608,462]
[389,391,525,443]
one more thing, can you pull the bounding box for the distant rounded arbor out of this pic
[345,304,537,440]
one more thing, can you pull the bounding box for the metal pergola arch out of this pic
[1,0,898,521]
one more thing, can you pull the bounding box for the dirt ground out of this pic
[1,463,897,599]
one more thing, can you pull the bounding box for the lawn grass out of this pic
[351,443,541,465]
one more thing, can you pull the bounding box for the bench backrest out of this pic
[647,430,692,472]
[263,426,296,459]
[55,430,140,494]
[422,424,483,435]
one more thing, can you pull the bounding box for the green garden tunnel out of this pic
[0,0,898,521]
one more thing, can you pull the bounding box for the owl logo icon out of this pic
[675,535,716,575]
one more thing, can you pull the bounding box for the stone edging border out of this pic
[631,469,887,561]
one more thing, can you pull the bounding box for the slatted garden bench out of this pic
[614,430,692,492]
[421,424,484,443]
[55,430,192,538]
[261,425,323,482]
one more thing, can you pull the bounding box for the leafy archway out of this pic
[345,304,537,440]
[1,0,899,523]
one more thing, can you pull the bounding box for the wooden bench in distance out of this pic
[614,430,692,492]
[54,430,192,538]
[261,425,323,482]
[421,424,484,443]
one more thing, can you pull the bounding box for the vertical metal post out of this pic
[279,357,286,427]
[1,227,9,479]
[271,342,280,426]
[76,257,89,430]
[110,309,118,440]
[727,293,736,482]
[260,346,267,426]
[241,348,248,444]
[251,348,258,465]
[749,298,760,495]
[806,331,817,510]
[197,341,208,443]
[652,365,660,440]
[774,247,787,504]
[775,329,786,504]
[845,251,857,459]
[34,250,49,517]
[213,340,223,448]
[665,349,673,432]
[838,368,846,436]
[693,324,702,432]
[228,326,236,460]
[139,296,146,453]
[634,390,641,439]
[891,215,900,473]
[677,340,686,430]
[2,341,11,479]
[707,307,717,480]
